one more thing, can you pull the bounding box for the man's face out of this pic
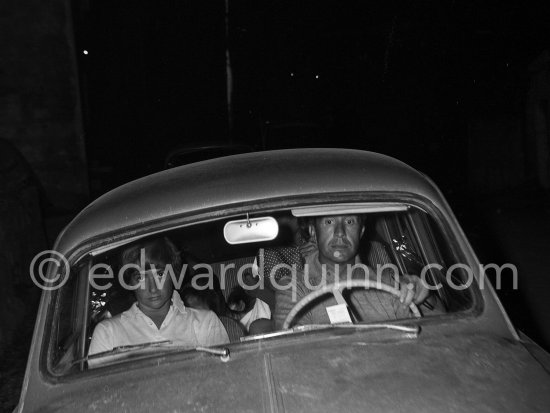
[130,264,173,312]
[311,215,364,265]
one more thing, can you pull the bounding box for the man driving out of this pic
[273,214,429,329]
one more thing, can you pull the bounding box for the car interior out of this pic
[49,203,476,374]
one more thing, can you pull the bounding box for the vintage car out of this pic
[16,149,550,412]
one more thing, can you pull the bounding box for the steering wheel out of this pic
[282,279,422,330]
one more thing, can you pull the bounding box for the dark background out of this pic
[73,0,549,195]
[1,1,550,410]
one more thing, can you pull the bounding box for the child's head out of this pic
[227,286,255,316]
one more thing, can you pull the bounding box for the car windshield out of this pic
[48,201,476,374]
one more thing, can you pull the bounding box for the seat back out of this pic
[210,256,255,301]
[218,315,246,342]
[210,256,276,311]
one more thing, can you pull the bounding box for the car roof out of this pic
[57,149,443,256]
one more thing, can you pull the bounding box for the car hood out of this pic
[37,333,550,412]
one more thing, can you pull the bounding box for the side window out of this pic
[88,253,136,356]
[384,209,474,313]
[89,273,135,337]
[49,264,88,374]
[51,254,137,374]
[388,214,425,276]
[421,213,475,312]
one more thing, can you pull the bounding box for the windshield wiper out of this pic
[85,340,174,362]
[302,323,420,338]
[195,346,231,361]
[293,323,420,337]
[81,341,231,368]
[241,323,420,342]
[309,323,418,333]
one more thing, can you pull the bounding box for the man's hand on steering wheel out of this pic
[282,279,422,330]
[399,274,430,309]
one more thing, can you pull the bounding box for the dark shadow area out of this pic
[450,190,550,351]
[0,302,38,413]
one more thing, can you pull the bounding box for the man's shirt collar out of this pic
[123,290,186,319]
[171,290,187,314]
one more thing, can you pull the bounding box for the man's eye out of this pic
[155,270,166,279]
[325,219,334,225]
[346,218,355,225]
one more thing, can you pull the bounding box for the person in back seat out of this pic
[226,286,271,333]
[181,280,271,335]
[88,237,228,367]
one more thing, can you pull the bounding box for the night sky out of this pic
[72,0,550,193]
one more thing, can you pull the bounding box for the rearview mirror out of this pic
[223,216,279,245]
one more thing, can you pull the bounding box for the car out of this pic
[16,149,550,412]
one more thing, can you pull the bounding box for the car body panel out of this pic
[20,331,550,412]
[56,149,443,257]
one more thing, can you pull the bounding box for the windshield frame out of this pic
[42,191,484,381]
